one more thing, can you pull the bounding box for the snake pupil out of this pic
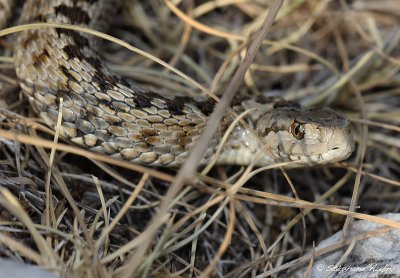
[291,122,305,140]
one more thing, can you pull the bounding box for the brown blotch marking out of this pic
[62,46,114,93]
[60,52,122,94]
[60,65,77,82]
[54,4,90,24]
[91,72,116,92]
[231,94,251,107]
[32,14,47,22]
[63,45,86,61]
[113,75,131,87]
[133,91,160,109]
[21,32,39,49]
[262,122,288,136]
[55,89,73,102]
[75,129,88,140]
[56,29,90,47]
[132,91,202,116]
[231,94,277,107]
[85,56,102,68]
[167,96,215,117]
[73,0,99,3]
[164,96,189,115]
[197,98,215,116]
[32,49,50,67]
[273,100,301,110]
[256,95,279,105]
[94,79,113,92]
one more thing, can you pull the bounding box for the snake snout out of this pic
[325,121,355,163]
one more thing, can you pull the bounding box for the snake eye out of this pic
[291,122,305,139]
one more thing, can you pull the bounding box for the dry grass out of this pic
[0,0,400,277]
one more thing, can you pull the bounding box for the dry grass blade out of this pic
[0,188,57,266]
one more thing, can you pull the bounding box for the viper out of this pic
[7,0,354,167]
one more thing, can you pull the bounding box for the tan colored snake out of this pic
[10,0,354,167]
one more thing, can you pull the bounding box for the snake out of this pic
[9,0,354,167]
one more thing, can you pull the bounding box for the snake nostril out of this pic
[332,147,339,150]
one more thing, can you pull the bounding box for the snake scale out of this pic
[10,0,354,167]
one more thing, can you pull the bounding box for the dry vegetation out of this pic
[0,0,400,277]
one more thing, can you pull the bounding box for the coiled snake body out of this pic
[12,0,354,167]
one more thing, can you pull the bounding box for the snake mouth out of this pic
[324,126,355,163]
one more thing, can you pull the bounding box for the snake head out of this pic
[255,106,355,167]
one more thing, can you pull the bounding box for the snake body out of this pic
[12,0,354,167]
